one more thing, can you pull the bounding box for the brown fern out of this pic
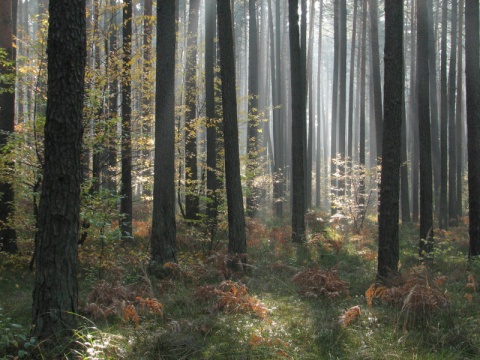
[292,267,349,299]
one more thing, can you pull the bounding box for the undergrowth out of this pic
[0,215,479,359]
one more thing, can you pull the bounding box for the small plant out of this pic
[0,307,36,359]
[291,267,349,299]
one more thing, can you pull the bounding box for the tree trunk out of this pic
[205,0,218,229]
[217,0,247,262]
[369,0,383,158]
[315,0,324,208]
[289,0,306,242]
[439,0,448,229]
[32,0,86,339]
[448,0,458,226]
[330,0,339,214]
[337,0,347,198]
[246,0,259,217]
[465,0,480,257]
[120,0,133,240]
[150,0,177,269]
[417,0,434,256]
[378,0,404,279]
[456,0,464,219]
[185,0,201,221]
[0,0,18,253]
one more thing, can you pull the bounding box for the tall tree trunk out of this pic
[369,0,383,158]
[347,0,359,163]
[0,0,18,253]
[289,0,306,242]
[306,0,315,208]
[315,0,324,208]
[337,0,347,198]
[185,0,201,221]
[32,0,86,339]
[448,0,458,226]
[246,0,259,217]
[217,0,247,263]
[378,0,404,279]
[428,0,440,203]
[417,0,434,256]
[330,0,339,214]
[358,0,367,210]
[456,0,464,219]
[120,0,133,240]
[205,0,218,230]
[150,0,177,269]
[439,0,448,229]
[411,0,419,223]
[465,0,480,257]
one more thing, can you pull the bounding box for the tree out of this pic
[439,0,448,229]
[32,0,86,339]
[289,0,306,242]
[377,0,404,279]
[369,0,383,158]
[205,0,218,229]
[246,0,259,217]
[417,0,434,256]
[448,0,458,226]
[0,0,18,253]
[150,0,177,269]
[120,0,133,240]
[217,0,247,265]
[185,0,201,221]
[465,0,480,257]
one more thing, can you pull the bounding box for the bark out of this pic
[337,0,347,197]
[456,0,464,218]
[150,0,177,268]
[359,0,367,209]
[120,0,133,240]
[289,0,306,242]
[330,0,339,214]
[315,0,323,208]
[306,0,315,208]
[217,0,247,259]
[0,0,18,253]
[465,0,480,257]
[378,0,403,279]
[185,0,201,221]
[417,0,434,256]
[439,0,448,229]
[347,0,359,163]
[246,0,259,217]
[32,0,86,339]
[428,0,440,201]
[369,0,383,157]
[205,0,218,228]
[448,0,458,226]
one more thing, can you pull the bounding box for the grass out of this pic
[0,214,479,359]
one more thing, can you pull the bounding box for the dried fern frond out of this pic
[292,267,349,299]
[338,305,361,327]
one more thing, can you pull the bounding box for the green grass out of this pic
[1,219,479,359]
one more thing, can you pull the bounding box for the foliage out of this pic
[0,307,36,359]
[194,280,268,319]
[292,266,350,299]
[330,156,378,234]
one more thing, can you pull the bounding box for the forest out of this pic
[0,0,480,358]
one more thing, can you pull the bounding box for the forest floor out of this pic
[1,212,479,359]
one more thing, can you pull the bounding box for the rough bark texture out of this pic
[205,0,218,227]
[150,0,177,268]
[455,0,464,219]
[289,0,306,242]
[439,0,448,229]
[448,0,458,226]
[217,0,247,258]
[246,0,259,217]
[32,0,86,339]
[465,0,480,257]
[0,0,18,253]
[417,0,434,256]
[120,0,133,240]
[185,0,201,221]
[369,0,383,157]
[378,0,403,279]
